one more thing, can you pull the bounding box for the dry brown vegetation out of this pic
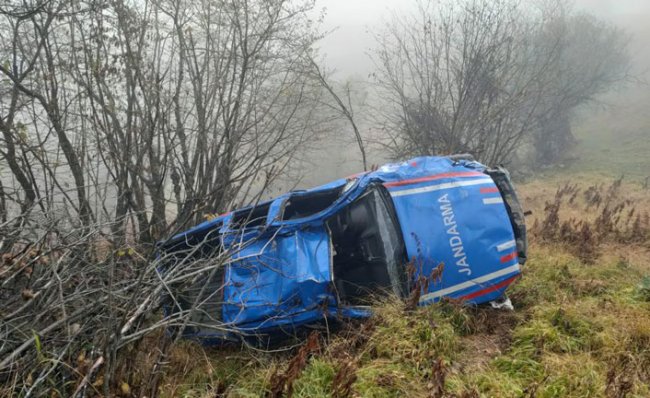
[527,176,650,263]
[2,172,648,398]
[0,0,644,396]
[136,176,650,398]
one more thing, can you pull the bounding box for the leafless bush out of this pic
[0,0,326,247]
[371,0,628,166]
[0,208,249,397]
[268,331,321,398]
[0,1,332,395]
[532,179,650,263]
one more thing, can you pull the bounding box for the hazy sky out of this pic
[315,0,650,79]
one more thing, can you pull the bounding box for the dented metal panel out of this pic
[159,155,526,341]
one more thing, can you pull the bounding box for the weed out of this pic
[538,353,604,398]
[154,177,650,398]
[427,358,446,398]
[291,359,337,398]
[330,358,357,398]
[636,276,650,302]
[532,178,650,264]
[268,331,321,398]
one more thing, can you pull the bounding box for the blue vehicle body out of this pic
[159,155,527,342]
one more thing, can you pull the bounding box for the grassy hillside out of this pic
[153,109,650,397]
[557,93,650,182]
[152,175,650,398]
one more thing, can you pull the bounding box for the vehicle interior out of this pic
[230,202,272,229]
[326,184,408,305]
[282,186,345,220]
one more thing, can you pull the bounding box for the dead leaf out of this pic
[120,381,130,396]
[22,289,35,300]
[92,376,103,388]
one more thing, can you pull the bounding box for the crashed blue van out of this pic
[159,155,526,342]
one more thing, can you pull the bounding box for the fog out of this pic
[2,0,647,231]
[317,0,650,78]
[290,0,650,189]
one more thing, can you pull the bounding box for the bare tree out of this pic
[0,0,95,228]
[309,56,368,171]
[0,1,328,395]
[371,0,628,166]
[0,211,241,396]
[0,0,324,245]
[529,6,629,165]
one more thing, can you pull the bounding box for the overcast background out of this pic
[283,0,650,190]
[316,0,650,79]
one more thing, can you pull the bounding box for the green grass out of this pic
[149,93,650,397]
[291,359,337,397]
[555,102,650,181]
[158,241,650,397]
[158,168,650,397]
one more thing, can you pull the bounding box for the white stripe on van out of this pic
[482,197,504,205]
[389,178,493,198]
[496,240,517,251]
[418,264,521,304]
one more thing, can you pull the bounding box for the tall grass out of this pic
[149,178,650,397]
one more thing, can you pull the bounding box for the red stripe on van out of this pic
[500,251,518,263]
[460,275,519,301]
[383,171,485,188]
